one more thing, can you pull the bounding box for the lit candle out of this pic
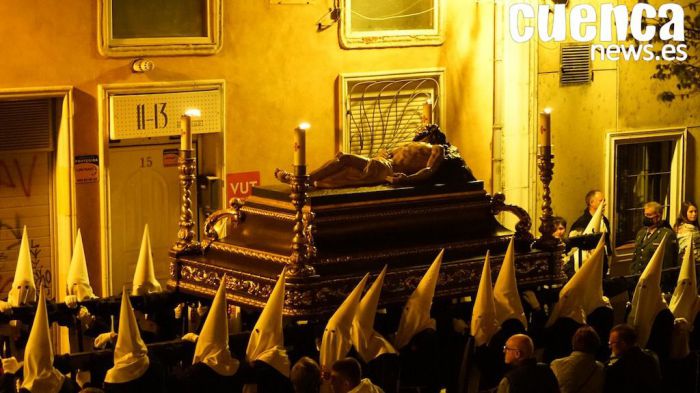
[423,99,433,125]
[294,122,310,166]
[180,108,201,151]
[538,108,551,147]
[180,115,192,151]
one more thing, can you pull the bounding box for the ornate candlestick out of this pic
[173,114,200,254]
[533,145,558,250]
[287,122,316,277]
[533,109,558,250]
[288,164,316,277]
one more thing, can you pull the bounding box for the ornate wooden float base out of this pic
[169,182,566,317]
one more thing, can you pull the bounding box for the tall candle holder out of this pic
[288,164,316,277]
[533,145,558,250]
[173,149,199,254]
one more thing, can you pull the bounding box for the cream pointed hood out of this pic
[9,226,36,306]
[352,267,397,363]
[132,224,162,295]
[395,250,443,349]
[583,201,606,234]
[67,229,96,301]
[246,268,290,377]
[547,235,610,327]
[194,275,240,376]
[471,251,499,346]
[21,287,65,393]
[628,234,669,348]
[670,239,699,324]
[320,274,369,369]
[494,238,527,328]
[105,289,150,384]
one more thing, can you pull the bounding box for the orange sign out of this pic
[74,155,99,184]
[226,171,260,200]
[162,149,179,167]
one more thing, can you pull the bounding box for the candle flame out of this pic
[184,108,201,117]
[543,107,552,114]
[297,122,311,130]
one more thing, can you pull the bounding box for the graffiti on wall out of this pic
[0,153,53,300]
[0,156,38,197]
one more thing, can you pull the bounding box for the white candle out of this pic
[294,122,310,166]
[423,99,433,125]
[180,115,192,151]
[538,108,551,147]
[180,109,200,151]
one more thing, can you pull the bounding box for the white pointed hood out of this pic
[320,274,369,369]
[246,268,290,377]
[9,226,36,306]
[583,201,606,234]
[670,239,699,324]
[21,287,65,393]
[352,267,397,363]
[67,229,96,300]
[471,251,499,346]
[132,224,162,295]
[104,289,150,384]
[494,238,527,328]
[547,235,610,326]
[395,250,443,349]
[628,234,669,348]
[194,275,240,376]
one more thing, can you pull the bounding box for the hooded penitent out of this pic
[104,289,150,384]
[352,267,397,363]
[670,239,699,324]
[628,234,669,348]
[21,287,65,393]
[546,235,610,326]
[320,274,369,369]
[67,229,97,300]
[471,251,499,346]
[493,238,527,328]
[246,268,290,377]
[9,226,36,306]
[193,275,240,376]
[395,250,443,349]
[132,224,162,295]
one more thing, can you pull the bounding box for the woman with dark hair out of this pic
[552,216,577,278]
[553,216,568,240]
[674,201,700,262]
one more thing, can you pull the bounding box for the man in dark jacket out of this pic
[605,324,662,393]
[570,190,613,256]
[497,334,559,393]
[631,201,678,276]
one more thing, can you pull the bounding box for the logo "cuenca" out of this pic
[509,3,687,61]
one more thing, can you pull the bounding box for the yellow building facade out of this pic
[0,0,697,300]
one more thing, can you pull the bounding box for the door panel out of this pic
[109,144,194,293]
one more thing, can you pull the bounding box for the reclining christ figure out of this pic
[275,125,476,188]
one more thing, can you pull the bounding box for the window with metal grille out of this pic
[560,44,592,85]
[340,70,444,157]
[615,141,674,246]
[608,128,687,250]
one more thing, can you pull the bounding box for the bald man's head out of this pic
[503,334,534,364]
